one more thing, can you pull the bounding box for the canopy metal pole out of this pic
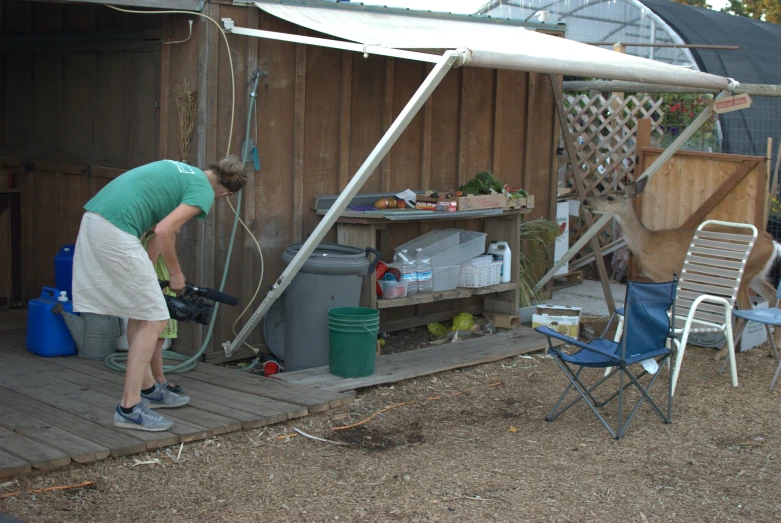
[533,88,731,293]
[223,51,460,357]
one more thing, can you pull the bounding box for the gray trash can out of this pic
[281,242,380,371]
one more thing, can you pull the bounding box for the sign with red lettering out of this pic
[710,93,753,114]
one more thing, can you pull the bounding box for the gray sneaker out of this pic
[141,383,190,409]
[113,401,173,432]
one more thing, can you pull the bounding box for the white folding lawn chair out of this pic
[608,220,758,396]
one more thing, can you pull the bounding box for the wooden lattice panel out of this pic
[564,94,664,196]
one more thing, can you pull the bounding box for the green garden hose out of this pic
[103,4,251,374]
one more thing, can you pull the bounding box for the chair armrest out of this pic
[535,326,620,361]
[676,294,732,334]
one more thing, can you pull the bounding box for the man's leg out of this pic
[121,318,166,409]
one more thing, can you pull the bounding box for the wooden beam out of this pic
[381,57,394,193]
[420,67,433,190]
[681,160,759,229]
[548,74,616,314]
[338,51,352,191]
[292,28,307,242]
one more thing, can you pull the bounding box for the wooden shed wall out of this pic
[1,1,561,362]
[162,4,561,361]
[0,1,163,303]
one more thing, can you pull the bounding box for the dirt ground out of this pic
[2,330,780,523]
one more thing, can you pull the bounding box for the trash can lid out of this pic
[282,242,371,275]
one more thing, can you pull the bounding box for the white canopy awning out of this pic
[251,0,732,91]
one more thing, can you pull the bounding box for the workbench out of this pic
[316,193,530,332]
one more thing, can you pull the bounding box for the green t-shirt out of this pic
[84,160,215,237]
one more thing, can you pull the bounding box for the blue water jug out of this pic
[54,244,75,300]
[26,287,77,357]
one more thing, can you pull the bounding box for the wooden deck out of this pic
[274,329,559,392]
[0,326,557,479]
[0,330,353,479]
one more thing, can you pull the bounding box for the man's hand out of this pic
[169,271,186,295]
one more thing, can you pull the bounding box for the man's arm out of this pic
[154,204,203,292]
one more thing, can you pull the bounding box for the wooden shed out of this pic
[1,0,567,361]
[2,0,730,363]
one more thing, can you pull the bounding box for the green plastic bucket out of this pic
[328,307,379,378]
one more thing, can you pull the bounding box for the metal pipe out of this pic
[582,42,741,50]
[223,51,461,356]
[563,80,781,97]
[224,24,451,65]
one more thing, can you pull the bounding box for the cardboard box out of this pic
[455,193,506,211]
[414,198,439,211]
[685,296,768,352]
[505,195,535,210]
[532,304,582,338]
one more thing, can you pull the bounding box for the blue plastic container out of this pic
[54,244,75,300]
[26,287,77,357]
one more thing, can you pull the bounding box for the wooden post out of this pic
[548,75,616,314]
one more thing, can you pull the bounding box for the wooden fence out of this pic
[629,147,768,279]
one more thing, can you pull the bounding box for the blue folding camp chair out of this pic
[535,277,678,439]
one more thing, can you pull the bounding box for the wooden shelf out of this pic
[377,282,517,309]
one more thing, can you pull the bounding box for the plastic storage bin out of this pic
[432,265,459,291]
[459,261,502,288]
[394,230,460,259]
[26,287,78,357]
[396,229,486,270]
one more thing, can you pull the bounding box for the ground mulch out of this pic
[1,330,779,522]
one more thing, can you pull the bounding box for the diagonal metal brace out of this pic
[223,51,461,357]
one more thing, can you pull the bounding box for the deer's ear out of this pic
[626,177,647,199]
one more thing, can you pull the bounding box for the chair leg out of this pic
[771,358,781,391]
[767,325,780,363]
[671,333,688,397]
[724,318,739,388]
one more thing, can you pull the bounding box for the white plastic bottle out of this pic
[395,249,417,295]
[415,247,433,293]
[488,241,512,283]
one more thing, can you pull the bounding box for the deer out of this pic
[583,177,781,362]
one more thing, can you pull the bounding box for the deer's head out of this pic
[582,178,647,217]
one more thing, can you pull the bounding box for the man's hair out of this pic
[209,155,247,193]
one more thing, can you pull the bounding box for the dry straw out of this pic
[174,78,197,163]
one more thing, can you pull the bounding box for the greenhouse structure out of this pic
[478,0,781,159]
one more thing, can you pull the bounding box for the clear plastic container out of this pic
[380,280,408,299]
[393,230,460,259]
[395,229,486,269]
[432,265,459,291]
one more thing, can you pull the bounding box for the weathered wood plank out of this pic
[0,387,146,457]
[44,357,248,432]
[0,448,30,479]
[185,364,355,411]
[0,363,178,449]
[0,425,70,471]
[0,403,109,463]
[275,329,561,392]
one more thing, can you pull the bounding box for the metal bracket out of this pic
[221,18,235,31]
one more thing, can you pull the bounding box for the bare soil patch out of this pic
[2,331,780,522]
